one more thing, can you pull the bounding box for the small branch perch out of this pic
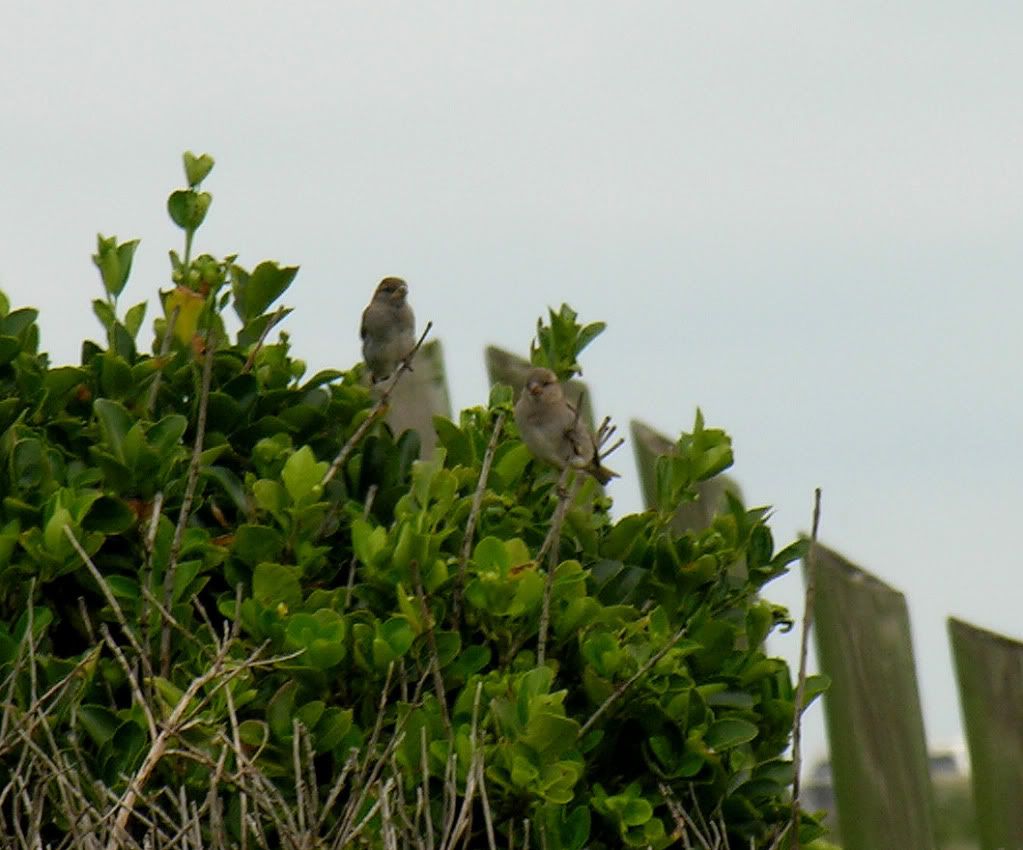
[536,466,576,666]
[321,321,433,489]
[577,622,692,740]
[452,411,505,630]
[145,306,180,415]
[160,338,216,677]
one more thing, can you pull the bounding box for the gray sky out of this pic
[4,2,1022,768]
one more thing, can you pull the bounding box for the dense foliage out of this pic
[0,154,827,848]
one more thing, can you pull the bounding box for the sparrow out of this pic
[360,277,416,382]
[514,367,617,484]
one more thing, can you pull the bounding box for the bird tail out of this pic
[591,463,618,485]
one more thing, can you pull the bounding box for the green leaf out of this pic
[267,680,299,740]
[11,438,46,490]
[349,515,384,568]
[704,717,759,750]
[94,399,133,461]
[379,616,414,657]
[800,673,831,708]
[43,507,73,554]
[1,307,38,337]
[241,261,298,322]
[281,446,326,505]
[233,525,285,567]
[253,562,302,611]
[182,151,215,187]
[123,301,147,339]
[147,415,188,454]
[167,189,212,231]
[78,704,119,747]
[100,352,133,399]
[92,299,116,332]
[0,336,20,365]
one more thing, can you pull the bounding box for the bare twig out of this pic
[452,411,505,629]
[536,466,576,666]
[658,782,697,850]
[63,525,155,687]
[242,305,289,373]
[98,624,157,740]
[321,321,433,488]
[106,638,277,849]
[160,337,216,677]
[577,622,691,740]
[791,487,822,850]
[411,560,452,737]
[146,306,180,415]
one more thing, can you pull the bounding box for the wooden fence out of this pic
[391,342,1023,849]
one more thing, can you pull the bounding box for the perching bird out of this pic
[360,277,416,382]
[514,366,617,484]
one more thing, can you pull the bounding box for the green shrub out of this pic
[0,153,823,849]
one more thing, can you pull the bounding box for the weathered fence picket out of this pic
[949,616,1023,850]
[808,543,939,850]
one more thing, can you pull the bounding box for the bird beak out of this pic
[528,382,542,397]
[397,282,408,298]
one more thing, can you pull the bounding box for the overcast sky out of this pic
[3,2,1022,770]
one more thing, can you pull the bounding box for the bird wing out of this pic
[563,419,597,466]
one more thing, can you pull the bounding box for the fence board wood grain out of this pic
[809,543,938,850]
[949,616,1023,850]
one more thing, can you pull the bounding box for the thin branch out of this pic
[657,782,701,850]
[160,337,216,677]
[145,306,180,415]
[791,487,822,850]
[242,305,289,373]
[411,560,452,737]
[321,321,433,488]
[105,641,283,850]
[63,525,155,686]
[452,411,505,629]
[536,467,575,666]
[577,622,691,740]
[99,625,158,741]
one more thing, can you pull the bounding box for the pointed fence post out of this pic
[629,419,741,531]
[949,616,1023,849]
[809,543,939,850]
[383,339,451,459]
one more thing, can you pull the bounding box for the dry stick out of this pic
[321,321,433,489]
[421,727,435,850]
[411,560,453,737]
[657,782,697,850]
[0,645,98,756]
[242,305,289,373]
[145,306,180,415]
[440,683,484,850]
[63,526,155,688]
[139,491,165,701]
[476,756,498,850]
[790,487,822,850]
[105,639,278,850]
[99,625,158,740]
[577,622,692,741]
[452,411,506,630]
[160,337,216,678]
[535,467,577,667]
